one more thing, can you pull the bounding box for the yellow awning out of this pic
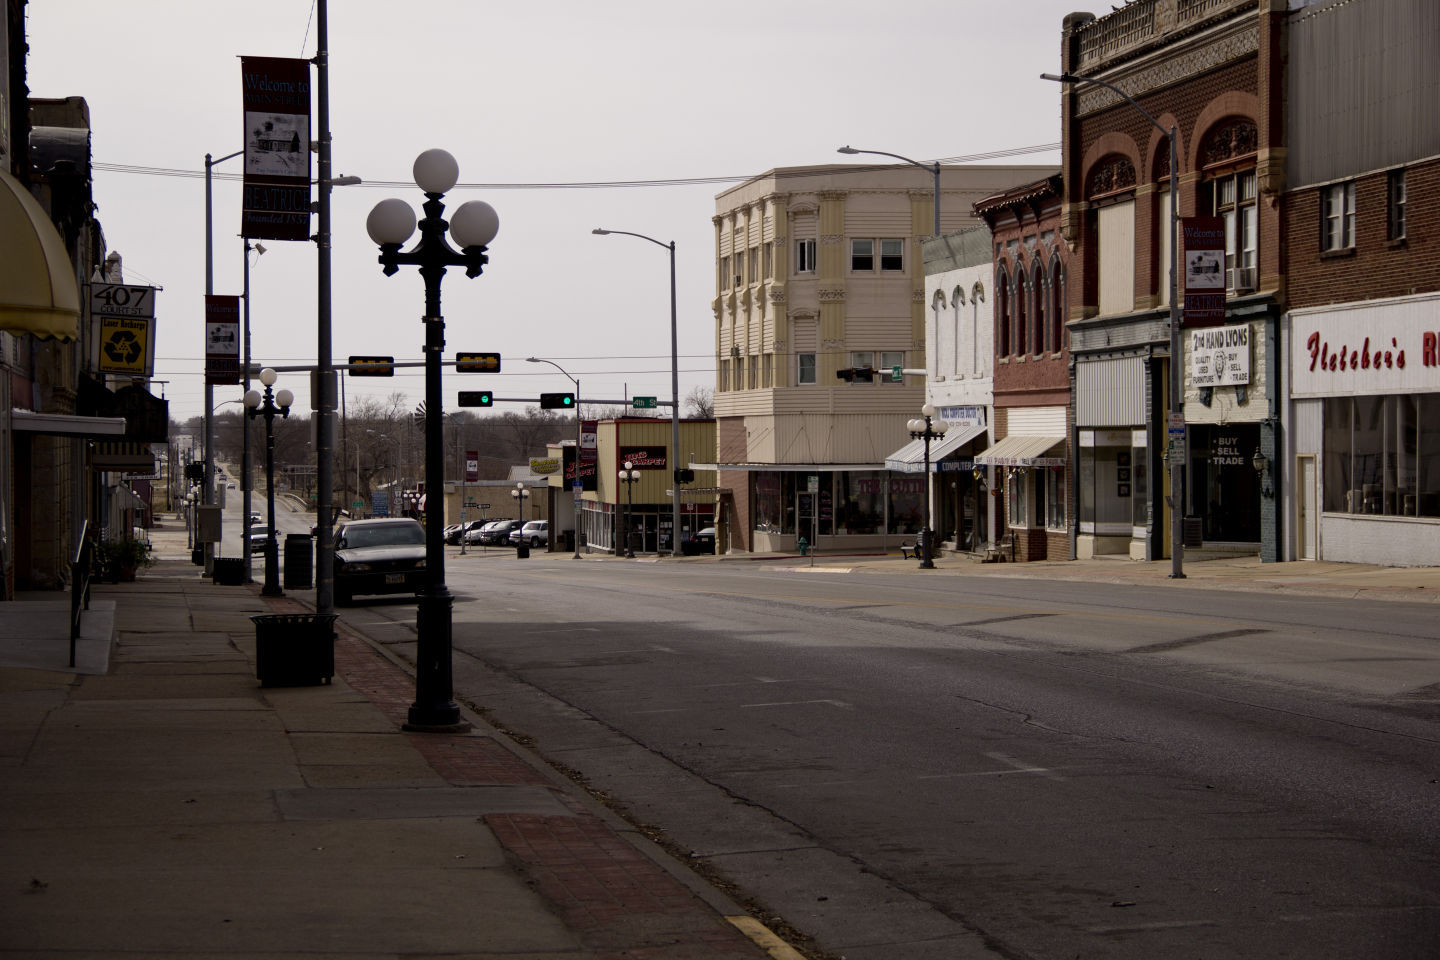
[0,168,80,341]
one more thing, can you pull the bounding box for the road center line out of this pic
[740,699,850,709]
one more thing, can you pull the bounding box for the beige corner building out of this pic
[708,163,1051,554]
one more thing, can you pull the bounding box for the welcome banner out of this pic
[241,57,311,240]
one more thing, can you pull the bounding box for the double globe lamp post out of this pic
[906,406,950,570]
[366,148,499,731]
[617,461,640,558]
[243,368,293,597]
[511,482,530,523]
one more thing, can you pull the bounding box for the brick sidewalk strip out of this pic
[276,596,776,960]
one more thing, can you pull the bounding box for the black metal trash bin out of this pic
[252,613,336,686]
[284,533,313,589]
[516,541,530,559]
[212,557,246,585]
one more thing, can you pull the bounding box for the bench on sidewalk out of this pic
[900,541,916,559]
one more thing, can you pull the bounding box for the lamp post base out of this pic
[406,587,468,731]
[261,538,283,596]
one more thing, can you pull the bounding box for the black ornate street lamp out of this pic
[906,405,950,570]
[244,368,293,597]
[617,461,639,558]
[510,482,530,523]
[366,148,498,732]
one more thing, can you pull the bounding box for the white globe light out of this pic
[275,388,295,409]
[259,367,277,386]
[936,418,952,433]
[907,418,924,433]
[367,198,416,246]
[243,389,262,409]
[920,403,934,417]
[449,200,500,249]
[413,148,459,194]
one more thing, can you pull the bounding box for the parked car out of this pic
[475,519,520,545]
[509,520,548,548]
[446,519,486,545]
[331,517,426,605]
[681,526,717,556]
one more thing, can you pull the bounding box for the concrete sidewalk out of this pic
[0,519,793,960]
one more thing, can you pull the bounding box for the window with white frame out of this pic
[719,256,730,292]
[1045,467,1066,530]
[1388,169,1407,242]
[795,239,816,274]
[849,351,874,382]
[1209,170,1258,289]
[748,247,759,283]
[1322,181,1356,251]
[763,241,774,278]
[797,352,816,384]
[880,239,904,271]
[851,239,874,271]
[879,351,903,385]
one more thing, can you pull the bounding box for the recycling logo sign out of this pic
[98,316,154,376]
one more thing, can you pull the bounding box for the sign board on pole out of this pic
[632,396,658,409]
[1181,217,1226,328]
[240,56,312,241]
[204,295,241,385]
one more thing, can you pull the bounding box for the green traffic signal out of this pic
[458,390,493,407]
[539,392,575,409]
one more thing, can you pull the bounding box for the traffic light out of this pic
[455,352,501,373]
[836,367,874,383]
[674,468,695,484]
[458,391,493,407]
[348,355,395,377]
[539,392,575,409]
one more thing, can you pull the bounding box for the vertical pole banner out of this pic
[1181,217,1226,329]
[205,295,242,385]
[241,57,312,241]
[465,450,479,484]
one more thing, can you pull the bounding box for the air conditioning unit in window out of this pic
[734,275,743,287]
[1231,267,1257,292]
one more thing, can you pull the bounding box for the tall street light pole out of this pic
[1041,71,1183,578]
[618,461,639,558]
[241,239,265,583]
[244,368,293,596]
[366,148,499,731]
[592,228,682,557]
[837,145,942,238]
[907,405,949,569]
[526,357,583,559]
[204,148,243,579]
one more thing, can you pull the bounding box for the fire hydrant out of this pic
[798,537,809,556]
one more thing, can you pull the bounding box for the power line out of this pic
[91,142,1060,191]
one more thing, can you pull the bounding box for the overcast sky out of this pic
[25,0,1084,425]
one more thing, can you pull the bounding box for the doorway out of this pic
[1297,454,1317,560]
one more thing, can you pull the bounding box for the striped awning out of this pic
[0,169,80,341]
[884,422,988,474]
[974,435,1066,467]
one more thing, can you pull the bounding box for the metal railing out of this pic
[70,520,94,667]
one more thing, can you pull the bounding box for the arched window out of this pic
[970,282,985,376]
[1030,261,1045,355]
[931,289,947,379]
[1049,253,1065,353]
[951,285,965,377]
[1013,262,1027,357]
[995,268,1010,357]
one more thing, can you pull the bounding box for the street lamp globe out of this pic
[366,198,416,246]
[413,148,459,194]
[259,366,277,387]
[449,201,500,250]
[276,388,295,409]
[243,389,262,409]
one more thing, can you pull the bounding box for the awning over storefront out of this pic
[0,169,80,341]
[11,409,127,437]
[974,435,1066,467]
[695,462,885,472]
[884,422,988,473]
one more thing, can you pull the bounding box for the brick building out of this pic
[1281,0,1440,564]
[974,174,1072,562]
[1053,0,1285,561]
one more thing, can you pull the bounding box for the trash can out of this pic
[516,541,530,559]
[212,557,246,585]
[252,613,336,686]
[284,534,313,589]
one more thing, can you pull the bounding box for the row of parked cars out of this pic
[442,518,548,547]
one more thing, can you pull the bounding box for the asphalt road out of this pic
[350,552,1440,960]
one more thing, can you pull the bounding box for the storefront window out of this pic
[1079,435,1133,535]
[1190,425,1259,542]
[1324,395,1440,517]
[888,475,925,534]
[752,473,795,534]
[1045,467,1067,530]
[836,472,886,534]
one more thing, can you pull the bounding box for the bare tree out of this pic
[685,385,714,418]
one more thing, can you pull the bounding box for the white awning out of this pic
[692,462,885,473]
[884,422,988,473]
[974,435,1066,467]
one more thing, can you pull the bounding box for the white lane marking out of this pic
[740,699,850,709]
[984,751,1068,781]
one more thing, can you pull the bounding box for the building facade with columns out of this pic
[708,163,1051,553]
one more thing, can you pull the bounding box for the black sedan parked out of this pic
[476,519,521,545]
[332,518,426,605]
